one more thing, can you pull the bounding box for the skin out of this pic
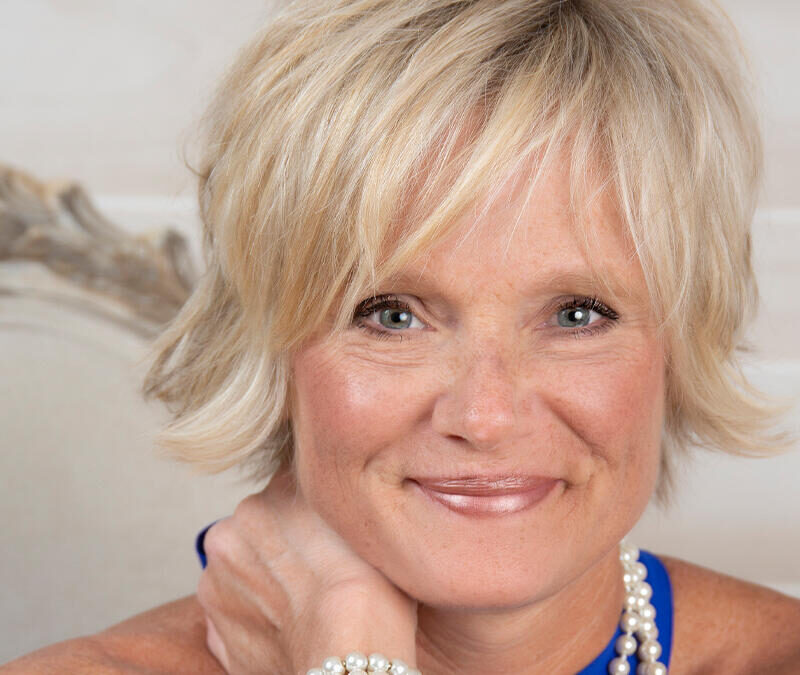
[4,153,800,673]
[284,151,665,672]
[6,558,799,674]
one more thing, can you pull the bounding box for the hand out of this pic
[197,467,419,675]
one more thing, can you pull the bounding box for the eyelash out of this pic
[352,294,620,341]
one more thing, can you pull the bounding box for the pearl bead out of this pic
[368,653,390,671]
[322,658,346,674]
[349,671,367,675]
[620,543,640,562]
[615,634,637,656]
[345,653,368,671]
[389,660,409,675]
[406,670,421,675]
[638,639,662,662]
[637,664,667,675]
[620,611,640,633]
[635,582,653,601]
[615,544,667,674]
[608,656,631,674]
[639,603,656,621]
[306,670,324,675]
[636,618,658,639]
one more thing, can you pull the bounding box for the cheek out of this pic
[543,344,665,485]
[531,344,664,474]
[289,345,423,500]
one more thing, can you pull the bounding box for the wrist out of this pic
[306,652,421,675]
[292,581,418,674]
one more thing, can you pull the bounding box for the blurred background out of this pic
[1,0,798,664]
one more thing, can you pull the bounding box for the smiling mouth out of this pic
[410,476,562,517]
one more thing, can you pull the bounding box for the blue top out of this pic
[195,524,673,673]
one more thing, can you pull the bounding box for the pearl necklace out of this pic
[308,541,667,675]
[609,542,668,675]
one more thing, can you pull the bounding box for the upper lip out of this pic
[412,475,560,495]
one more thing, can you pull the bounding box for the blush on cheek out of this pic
[290,345,408,497]
[606,348,665,487]
[542,342,664,480]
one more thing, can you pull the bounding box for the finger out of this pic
[204,591,284,674]
[205,615,230,672]
[228,491,295,559]
[223,489,324,594]
[199,543,295,639]
[200,516,295,621]
[200,568,282,673]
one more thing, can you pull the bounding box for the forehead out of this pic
[384,148,645,306]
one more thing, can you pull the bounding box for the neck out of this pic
[415,546,625,674]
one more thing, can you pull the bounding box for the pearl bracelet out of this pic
[306,651,421,675]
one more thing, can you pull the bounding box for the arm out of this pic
[1,468,418,675]
[0,596,224,675]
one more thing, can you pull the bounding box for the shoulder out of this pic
[660,555,800,674]
[0,595,225,674]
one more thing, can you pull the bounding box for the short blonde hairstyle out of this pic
[143,0,791,505]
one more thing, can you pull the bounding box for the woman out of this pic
[3,0,799,673]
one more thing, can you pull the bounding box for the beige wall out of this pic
[3,0,797,204]
[1,0,799,664]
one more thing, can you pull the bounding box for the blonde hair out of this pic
[143,0,792,505]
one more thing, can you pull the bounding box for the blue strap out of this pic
[194,525,673,672]
[195,520,218,569]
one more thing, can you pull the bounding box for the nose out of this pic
[431,346,517,453]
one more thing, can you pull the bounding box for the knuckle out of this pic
[233,491,267,524]
[201,518,239,561]
[196,571,218,611]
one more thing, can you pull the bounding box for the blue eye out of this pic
[557,306,593,328]
[353,294,422,340]
[376,307,415,330]
[352,294,620,341]
[552,296,619,337]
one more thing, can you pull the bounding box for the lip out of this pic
[411,476,561,517]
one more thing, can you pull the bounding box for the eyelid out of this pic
[354,293,406,316]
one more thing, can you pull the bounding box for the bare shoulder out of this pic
[661,555,800,674]
[0,595,224,674]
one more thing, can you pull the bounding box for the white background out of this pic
[1,0,798,664]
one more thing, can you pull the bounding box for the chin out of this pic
[374,534,587,611]
[401,561,572,611]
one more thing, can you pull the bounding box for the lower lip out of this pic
[413,480,561,517]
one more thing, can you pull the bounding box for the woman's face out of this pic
[288,154,665,609]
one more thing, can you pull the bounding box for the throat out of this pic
[414,547,625,675]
